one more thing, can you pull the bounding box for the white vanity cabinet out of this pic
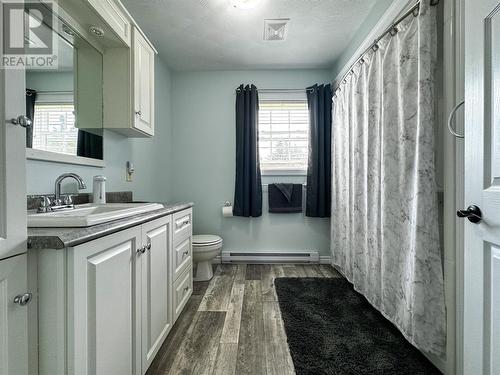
[68,226,143,375]
[172,209,193,320]
[36,208,193,375]
[140,217,173,373]
[0,255,29,375]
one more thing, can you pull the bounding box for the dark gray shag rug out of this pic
[275,277,442,375]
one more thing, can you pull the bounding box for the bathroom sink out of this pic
[28,203,164,228]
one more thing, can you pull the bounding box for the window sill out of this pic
[261,169,307,176]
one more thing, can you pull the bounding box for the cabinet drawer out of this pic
[173,267,192,321]
[87,0,131,46]
[173,209,192,244]
[173,236,192,281]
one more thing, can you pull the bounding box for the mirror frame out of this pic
[26,2,106,168]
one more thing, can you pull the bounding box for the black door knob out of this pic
[457,205,482,224]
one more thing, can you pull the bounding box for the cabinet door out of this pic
[0,255,29,375]
[68,227,142,375]
[141,216,172,374]
[133,28,155,136]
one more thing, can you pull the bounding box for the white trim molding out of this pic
[26,148,105,168]
[319,256,332,265]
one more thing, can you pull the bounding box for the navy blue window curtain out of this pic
[25,89,37,148]
[306,84,332,217]
[233,84,262,217]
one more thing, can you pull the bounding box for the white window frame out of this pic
[258,91,309,176]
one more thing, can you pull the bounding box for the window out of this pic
[32,103,77,155]
[258,92,309,173]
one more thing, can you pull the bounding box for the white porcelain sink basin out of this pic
[28,203,164,228]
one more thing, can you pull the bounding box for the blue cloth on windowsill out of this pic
[268,184,303,213]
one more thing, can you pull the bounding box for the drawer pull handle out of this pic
[177,218,190,229]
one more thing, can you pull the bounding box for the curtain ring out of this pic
[389,26,398,36]
[372,43,379,52]
[447,101,465,139]
[412,6,420,17]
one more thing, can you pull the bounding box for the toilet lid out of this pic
[193,234,222,246]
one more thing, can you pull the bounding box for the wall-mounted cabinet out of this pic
[62,0,158,138]
[132,29,156,136]
[103,26,157,138]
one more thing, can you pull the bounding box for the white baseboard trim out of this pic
[319,256,332,265]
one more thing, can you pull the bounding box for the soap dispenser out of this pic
[93,175,107,204]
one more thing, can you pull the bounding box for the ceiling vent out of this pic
[264,18,290,41]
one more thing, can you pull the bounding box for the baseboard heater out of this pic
[221,250,320,264]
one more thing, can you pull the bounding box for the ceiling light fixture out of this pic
[232,0,260,10]
[89,25,104,37]
[62,24,75,37]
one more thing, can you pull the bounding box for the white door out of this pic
[69,227,142,375]
[463,0,500,373]
[141,216,172,374]
[0,1,29,374]
[133,28,155,136]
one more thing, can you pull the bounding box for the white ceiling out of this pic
[121,0,379,71]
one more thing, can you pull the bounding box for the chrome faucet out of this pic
[54,173,87,206]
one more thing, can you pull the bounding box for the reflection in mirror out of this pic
[25,12,104,161]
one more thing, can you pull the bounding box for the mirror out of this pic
[25,11,104,162]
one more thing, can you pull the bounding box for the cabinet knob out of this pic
[146,243,152,251]
[183,286,189,294]
[13,293,32,306]
[135,110,142,116]
[137,246,146,255]
[183,250,189,257]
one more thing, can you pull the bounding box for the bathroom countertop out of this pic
[28,202,194,250]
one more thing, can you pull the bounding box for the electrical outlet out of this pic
[126,161,135,182]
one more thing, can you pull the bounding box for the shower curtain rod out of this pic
[235,87,314,93]
[333,0,440,93]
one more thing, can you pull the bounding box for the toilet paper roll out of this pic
[222,205,233,217]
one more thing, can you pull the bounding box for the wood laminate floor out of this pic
[147,264,342,375]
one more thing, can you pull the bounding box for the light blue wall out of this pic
[171,70,332,256]
[26,56,173,202]
[330,0,395,79]
[26,71,74,92]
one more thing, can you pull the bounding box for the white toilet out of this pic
[192,234,223,281]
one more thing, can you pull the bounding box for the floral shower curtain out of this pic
[331,0,446,356]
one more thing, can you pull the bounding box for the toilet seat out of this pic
[193,235,222,247]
